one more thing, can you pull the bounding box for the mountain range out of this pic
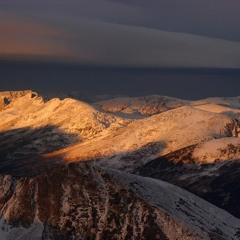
[0,90,240,239]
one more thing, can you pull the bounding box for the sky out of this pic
[0,0,240,67]
[1,0,240,40]
[0,0,240,97]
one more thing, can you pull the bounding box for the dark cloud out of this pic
[107,0,240,41]
[1,11,240,68]
[0,0,240,68]
[0,0,240,41]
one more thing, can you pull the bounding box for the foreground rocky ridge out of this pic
[0,164,240,240]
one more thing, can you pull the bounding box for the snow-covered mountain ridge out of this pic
[1,91,240,239]
[0,92,130,164]
[1,91,240,174]
[97,95,240,118]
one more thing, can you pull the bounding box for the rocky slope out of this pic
[0,163,240,240]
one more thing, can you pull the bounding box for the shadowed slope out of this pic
[0,125,79,176]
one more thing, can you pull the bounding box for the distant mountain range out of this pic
[0,90,240,239]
